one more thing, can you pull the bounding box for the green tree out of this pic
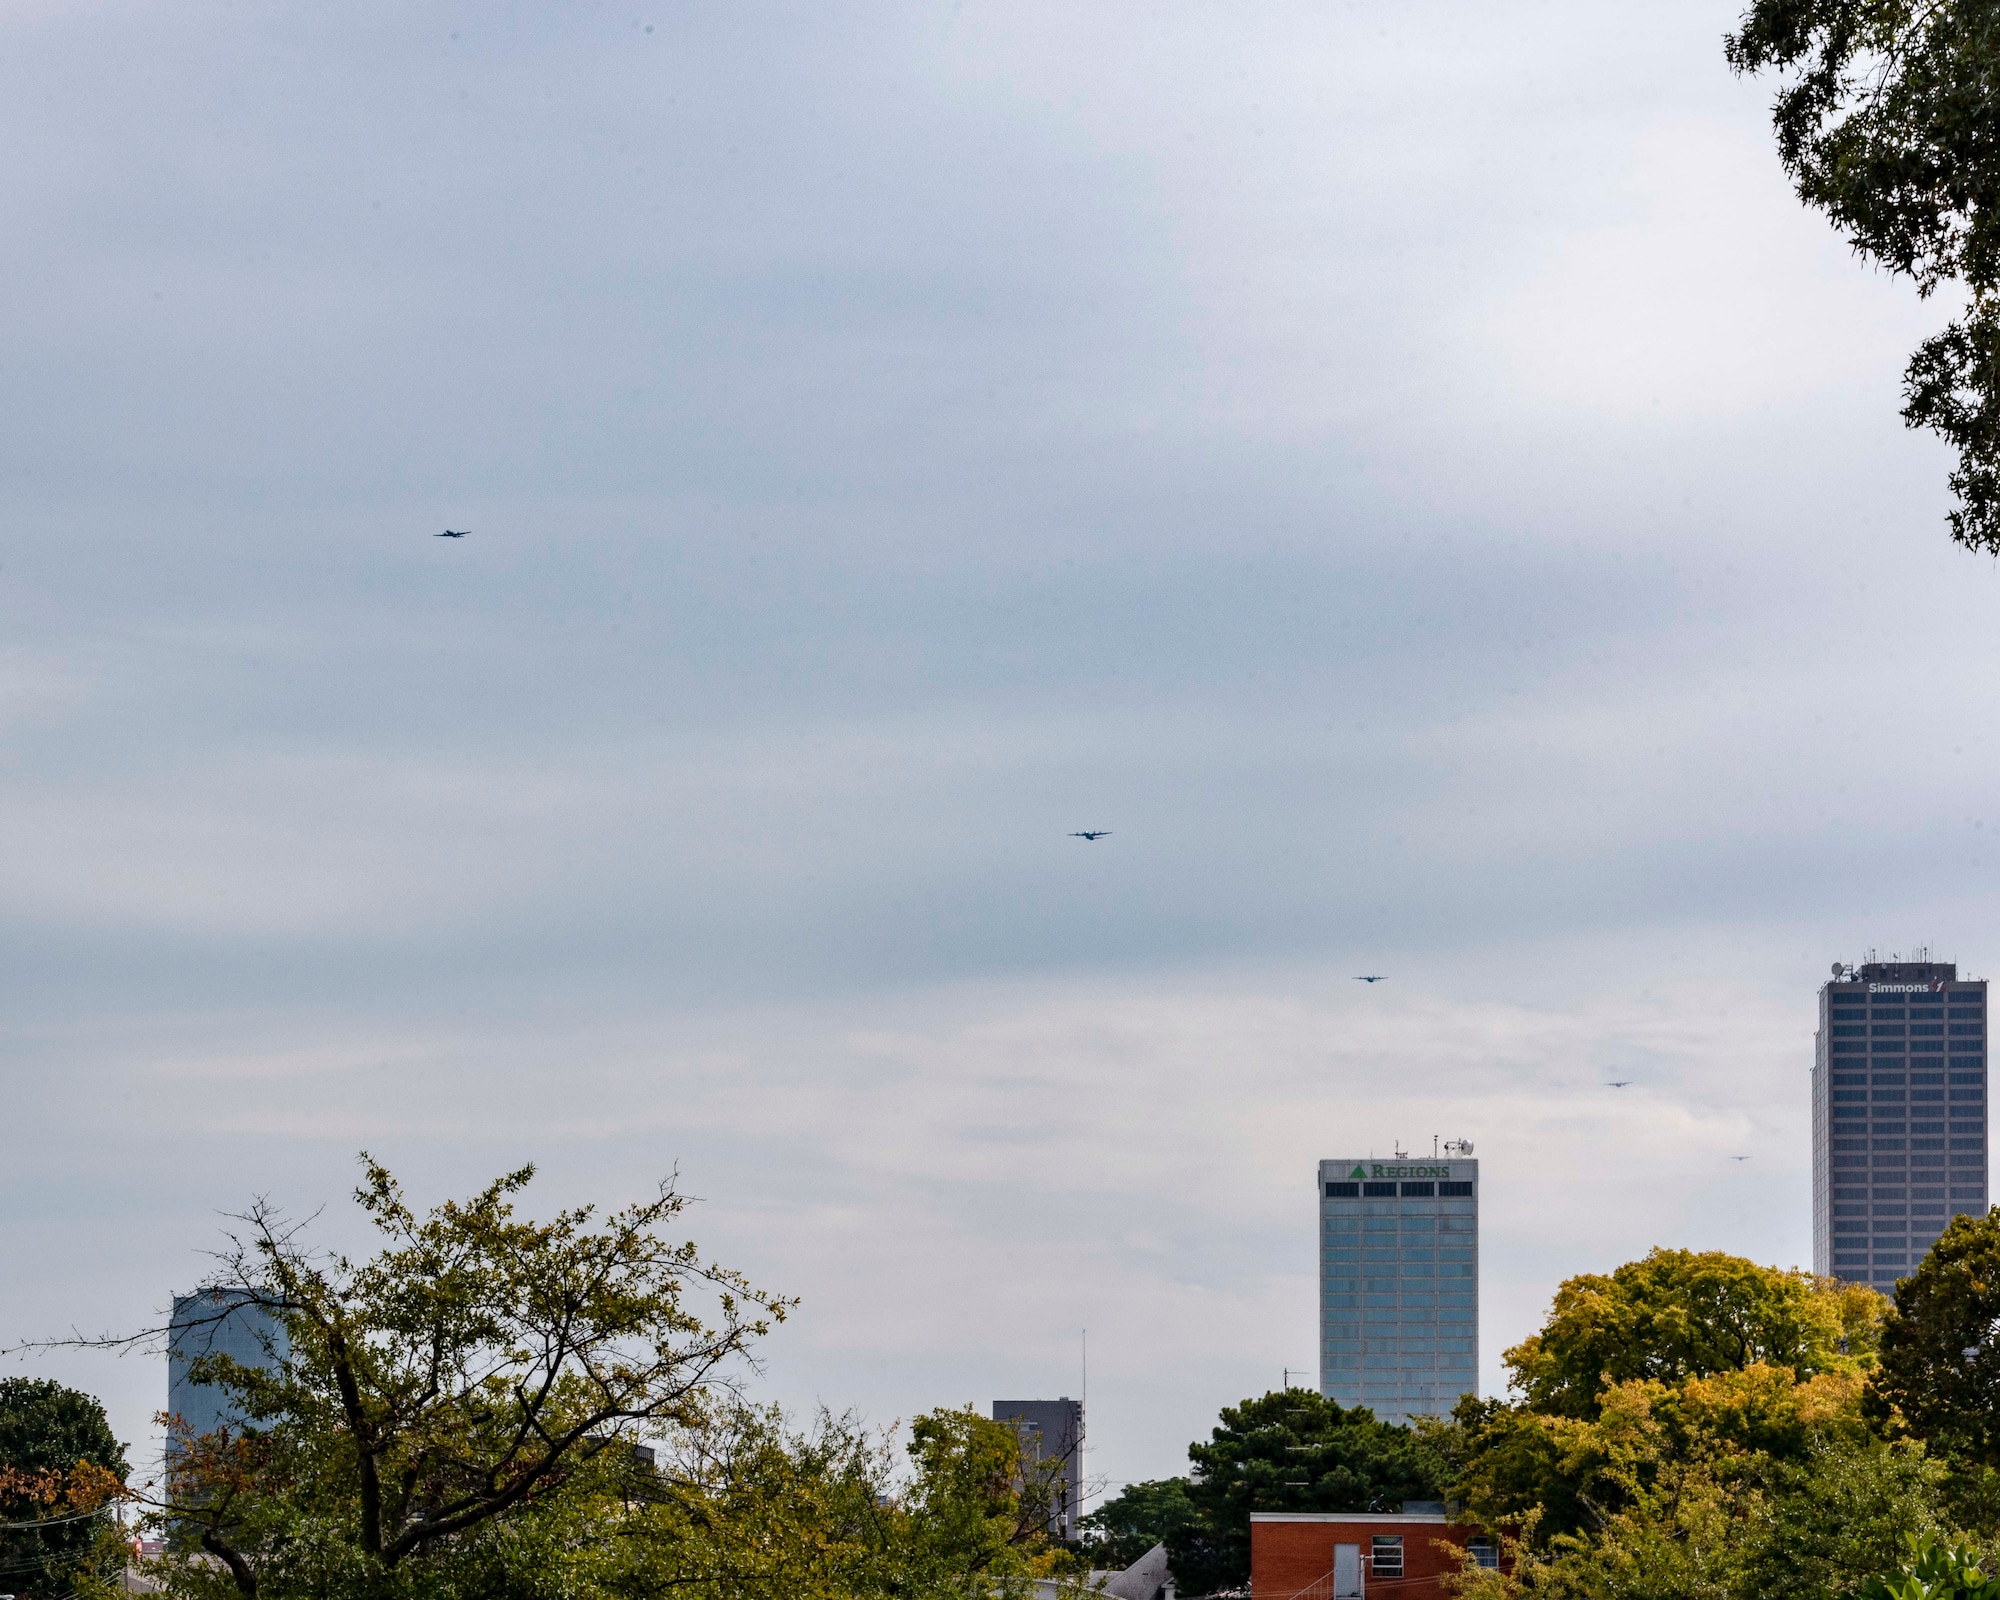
[1726,0,2000,550]
[1448,1395,1939,1600]
[898,1407,1082,1597]
[1744,1442,1948,1600]
[1079,1477,1200,1572]
[1444,1247,1933,1596]
[126,1156,790,1600]
[1868,1208,2000,1469]
[1170,1389,1446,1597]
[1860,1533,2000,1600]
[1504,1248,1877,1420]
[0,1378,129,1599]
[569,1403,909,1600]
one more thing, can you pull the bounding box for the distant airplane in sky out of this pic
[1353,975,1386,983]
[1729,1155,1751,1162]
[1605,1080,1632,1088]
[437,529,469,538]
[1069,831,1110,840]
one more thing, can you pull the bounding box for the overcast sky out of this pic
[4,0,1998,1501]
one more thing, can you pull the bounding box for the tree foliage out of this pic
[539,1402,1077,1600]
[897,1406,1083,1596]
[1079,1477,1201,1573]
[0,1377,128,1599]
[1441,1247,1948,1600]
[1860,1533,2000,1600]
[1502,1248,1879,1420]
[1169,1389,1446,1596]
[100,1158,1088,1600]
[140,1157,791,1599]
[1869,1208,2000,1467]
[1727,0,2000,549]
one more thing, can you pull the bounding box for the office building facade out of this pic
[1318,1156,1477,1422]
[169,1287,287,1445]
[1813,960,1988,1289]
[992,1398,1082,1542]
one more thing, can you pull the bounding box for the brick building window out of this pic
[1371,1536,1403,1578]
[1468,1536,1500,1570]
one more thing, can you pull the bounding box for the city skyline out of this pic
[7,0,2000,1497]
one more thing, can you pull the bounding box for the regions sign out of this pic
[1346,1163,1455,1180]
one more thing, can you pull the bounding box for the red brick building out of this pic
[1251,1510,1500,1599]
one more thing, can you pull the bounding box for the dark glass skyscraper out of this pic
[1813,959,1987,1289]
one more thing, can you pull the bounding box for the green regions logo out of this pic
[1347,1163,1454,1180]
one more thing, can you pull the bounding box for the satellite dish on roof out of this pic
[1832,962,1845,976]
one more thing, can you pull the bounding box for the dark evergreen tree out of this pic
[0,1377,128,1598]
[1078,1476,1200,1572]
[1868,1207,2000,1468]
[1166,1389,1445,1596]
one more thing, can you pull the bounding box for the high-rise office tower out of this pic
[1813,960,1988,1290]
[1318,1154,1477,1422]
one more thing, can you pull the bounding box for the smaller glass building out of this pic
[168,1287,287,1446]
[1318,1157,1478,1422]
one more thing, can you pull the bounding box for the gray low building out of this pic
[992,1398,1083,1542]
[168,1287,287,1445]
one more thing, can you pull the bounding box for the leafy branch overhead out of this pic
[1728,0,2000,550]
